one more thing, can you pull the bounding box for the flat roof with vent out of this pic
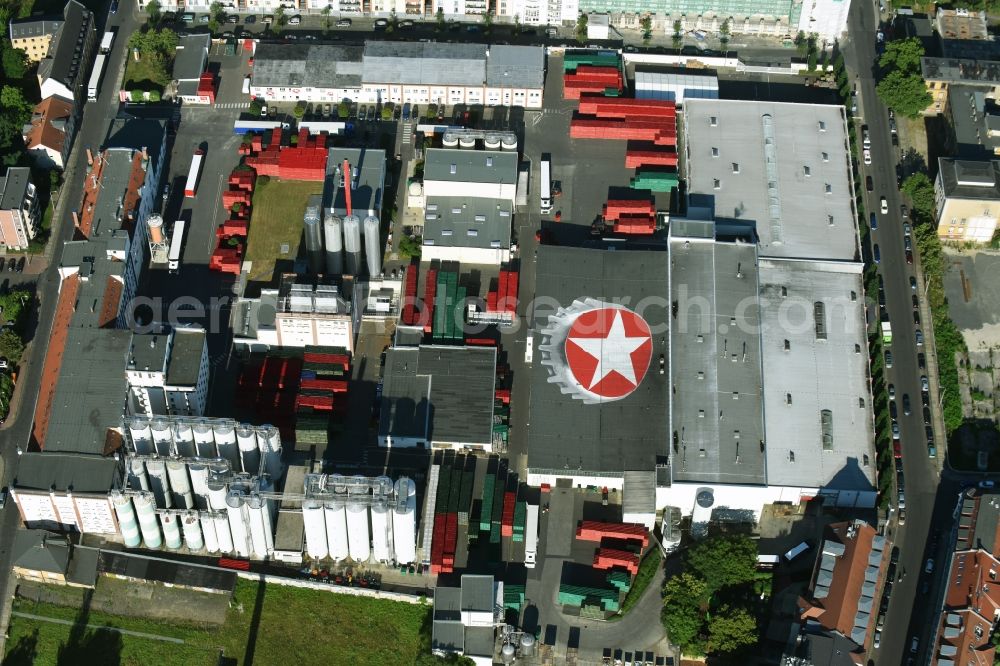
[683,99,859,262]
[758,259,875,492]
[938,157,1000,199]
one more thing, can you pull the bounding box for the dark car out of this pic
[245,14,256,23]
[6,260,14,273]
[912,294,919,309]
[906,250,914,264]
[110,0,119,12]
[926,425,934,441]
[902,394,911,415]
[913,310,921,325]
[0,259,7,273]
[866,175,874,192]
[16,257,25,273]
[870,212,878,231]
[402,102,411,120]
[923,407,932,425]
[873,244,881,263]
[890,401,898,419]
[922,392,930,408]
[918,353,926,370]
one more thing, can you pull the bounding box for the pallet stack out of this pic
[501,490,516,537]
[244,128,328,181]
[422,266,437,334]
[400,264,420,326]
[558,583,621,612]
[602,198,657,235]
[593,548,640,576]
[607,569,631,593]
[432,270,464,343]
[564,65,623,99]
[512,501,526,543]
[576,520,649,548]
[485,264,519,315]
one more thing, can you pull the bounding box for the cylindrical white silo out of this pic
[501,134,518,152]
[371,499,393,563]
[458,135,476,149]
[207,476,229,511]
[363,215,382,277]
[144,459,172,509]
[161,512,182,549]
[691,488,715,529]
[303,500,329,560]
[147,214,165,245]
[201,512,220,553]
[237,425,261,475]
[166,460,194,509]
[343,215,362,276]
[214,422,239,469]
[214,513,234,553]
[188,463,209,510]
[484,134,501,150]
[172,422,195,457]
[150,418,172,455]
[260,426,282,482]
[112,492,141,548]
[324,214,344,275]
[246,493,269,559]
[128,458,150,492]
[442,133,459,148]
[226,491,252,558]
[326,498,349,561]
[134,493,161,548]
[393,477,417,564]
[346,477,370,562]
[193,421,217,457]
[128,419,154,454]
[182,512,204,551]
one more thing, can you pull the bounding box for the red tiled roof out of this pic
[23,95,73,156]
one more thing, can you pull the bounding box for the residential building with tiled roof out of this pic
[8,12,63,62]
[0,167,40,250]
[22,95,77,170]
[33,0,96,104]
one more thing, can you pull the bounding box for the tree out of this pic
[662,573,707,654]
[672,20,682,49]
[146,0,162,25]
[436,8,445,31]
[513,13,521,34]
[902,172,936,220]
[707,605,758,654]
[575,13,588,43]
[381,105,393,120]
[794,30,807,55]
[483,10,493,33]
[719,18,730,46]
[0,329,25,364]
[386,8,398,33]
[879,37,924,74]
[0,86,31,122]
[292,100,306,119]
[1,43,28,80]
[684,535,757,594]
[640,15,652,44]
[338,101,350,119]
[399,235,422,258]
[208,1,224,32]
[875,69,932,118]
[273,6,286,32]
[321,5,331,33]
[807,50,817,71]
[249,98,263,116]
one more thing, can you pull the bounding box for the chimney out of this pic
[343,158,352,217]
[86,148,94,165]
[71,211,80,229]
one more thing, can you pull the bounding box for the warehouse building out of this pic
[634,69,719,105]
[249,44,363,104]
[126,326,210,417]
[379,345,497,451]
[432,575,500,666]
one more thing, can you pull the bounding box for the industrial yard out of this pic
[244,179,322,284]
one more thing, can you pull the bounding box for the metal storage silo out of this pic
[370,499,393,563]
[501,643,516,664]
[207,476,229,512]
[324,214,344,275]
[226,491,252,558]
[501,134,518,152]
[442,132,459,148]
[346,476,370,562]
[182,512,204,551]
[151,418,172,455]
[147,214,165,245]
[173,421,195,456]
[363,216,382,277]
[520,633,536,657]
[214,513,234,553]
[128,458,150,492]
[342,215,362,276]
[236,425,261,475]
[144,459,172,508]
[459,135,476,150]
[246,493,270,559]
[193,421,216,457]
[484,134,501,150]
[112,492,141,548]
[213,422,239,469]
[304,197,324,274]
[161,512,182,549]
[134,493,161,548]
[188,463,209,510]
[303,500,329,560]
[166,460,194,509]
[260,426,282,482]
[128,418,154,454]
[393,477,417,565]
[326,474,349,561]
[201,511,220,553]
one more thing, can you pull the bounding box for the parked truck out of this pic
[184,149,204,197]
[524,503,538,568]
[87,53,107,102]
[99,29,114,54]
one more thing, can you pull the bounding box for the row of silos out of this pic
[440,132,518,152]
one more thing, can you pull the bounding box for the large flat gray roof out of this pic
[684,99,860,262]
[758,259,875,491]
[362,41,486,87]
[166,328,205,386]
[527,245,669,476]
[922,57,1000,85]
[937,156,1000,199]
[0,167,32,212]
[485,45,545,89]
[14,452,120,493]
[252,43,363,89]
[172,33,209,82]
[379,345,496,447]
[423,195,512,250]
[128,331,169,373]
[324,147,386,217]
[669,237,766,485]
[424,149,517,186]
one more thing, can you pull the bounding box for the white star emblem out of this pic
[568,310,649,390]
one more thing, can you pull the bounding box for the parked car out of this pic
[110,0,119,12]
[863,148,872,165]
[904,235,912,251]
[928,443,936,458]
[885,349,893,368]
[906,250,914,264]
[866,175,874,192]
[289,14,302,24]
[200,14,210,22]
[913,310,920,325]
[402,102,411,120]
[915,329,923,346]
[888,384,896,400]
[910,276,917,290]
[912,294,919,309]
[873,244,881,263]
[227,14,238,23]
[918,353,926,370]
[901,205,908,219]
[979,480,996,489]
[880,196,888,214]
[17,257,25,273]
[922,393,930,408]
[870,212,878,231]
[923,406,932,425]
[925,559,934,574]
[263,14,274,23]
[890,402,898,419]
[337,18,352,26]
[902,394,911,415]
[245,14,256,23]
[892,420,900,439]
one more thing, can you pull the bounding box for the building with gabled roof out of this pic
[22,95,77,170]
[432,574,500,666]
[33,0,96,103]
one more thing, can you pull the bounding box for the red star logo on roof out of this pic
[564,307,652,400]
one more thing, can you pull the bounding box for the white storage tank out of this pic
[206,478,229,512]
[193,421,217,457]
[128,458,150,492]
[226,491,252,558]
[128,419,154,454]
[134,493,161,548]
[182,512,204,551]
[173,422,195,456]
[112,492,141,548]
[346,476,370,562]
[484,134,501,150]
[261,426,282,482]
[363,215,382,277]
[214,422,239,469]
[370,499,393,563]
[459,135,476,150]
[144,459,172,508]
[303,500,329,560]
[343,215,362,276]
[201,512,220,553]
[147,214,165,245]
[236,425,260,474]
[501,134,518,152]
[325,497,349,561]
[166,460,194,509]
[214,513,234,553]
[161,512,182,549]
[442,132,459,148]
[393,477,417,565]
[151,418,172,455]
[324,214,344,275]
[188,463,210,510]
[246,493,271,559]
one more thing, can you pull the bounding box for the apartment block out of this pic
[0,167,40,251]
[934,157,1000,243]
[126,326,210,417]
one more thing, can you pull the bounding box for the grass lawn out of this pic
[245,179,323,284]
[5,580,432,666]
[123,55,173,92]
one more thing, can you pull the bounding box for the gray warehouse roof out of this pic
[683,99,860,262]
[937,156,1000,199]
[424,149,517,186]
[166,328,206,386]
[669,236,766,485]
[363,41,486,87]
[0,167,32,212]
[758,259,875,492]
[423,195,512,250]
[527,245,669,476]
[379,345,496,447]
[14,452,120,493]
[252,43,363,89]
[172,33,209,82]
[485,45,545,89]
[324,147,386,217]
[12,530,70,574]
[128,331,169,373]
[38,0,93,88]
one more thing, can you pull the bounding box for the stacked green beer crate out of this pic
[630,170,680,193]
[295,413,328,445]
[504,584,526,611]
[558,584,619,611]
[459,462,475,519]
[512,501,526,542]
[607,570,631,593]
[448,460,462,514]
[580,605,605,620]
[435,465,452,516]
[490,471,505,544]
[480,471,496,532]
[563,50,620,72]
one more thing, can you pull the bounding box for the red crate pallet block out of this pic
[573,65,623,80]
[217,219,250,238]
[577,97,677,120]
[222,189,252,208]
[300,378,348,393]
[593,548,640,576]
[612,216,656,235]
[563,80,622,100]
[624,148,679,170]
[423,268,438,333]
[303,352,350,367]
[603,199,655,221]
[238,144,252,156]
[505,271,518,312]
[496,269,508,313]
[565,70,623,86]
[465,337,496,346]
[502,491,516,537]
[576,520,649,548]
[250,135,263,152]
[210,245,242,275]
[295,394,335,411]
[570,118,676,142]
[495,389,511,404]
[401,264,419,325]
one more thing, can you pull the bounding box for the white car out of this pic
[863,149,872,165]
[880,197,888,214]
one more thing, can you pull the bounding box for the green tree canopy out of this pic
[0,329,25,364]
[875,69,932,118]
[684,535,758,593]
[661,573,707,654]
[707,605,759,654]
[901,172,935,220]
[2,43,28,80]
[879,37,924,74]
[146,0,162,24]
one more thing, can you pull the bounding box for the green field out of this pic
[4,579,432,666]
[245,179,323,284]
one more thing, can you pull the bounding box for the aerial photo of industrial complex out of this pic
[3,0,1000,663]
